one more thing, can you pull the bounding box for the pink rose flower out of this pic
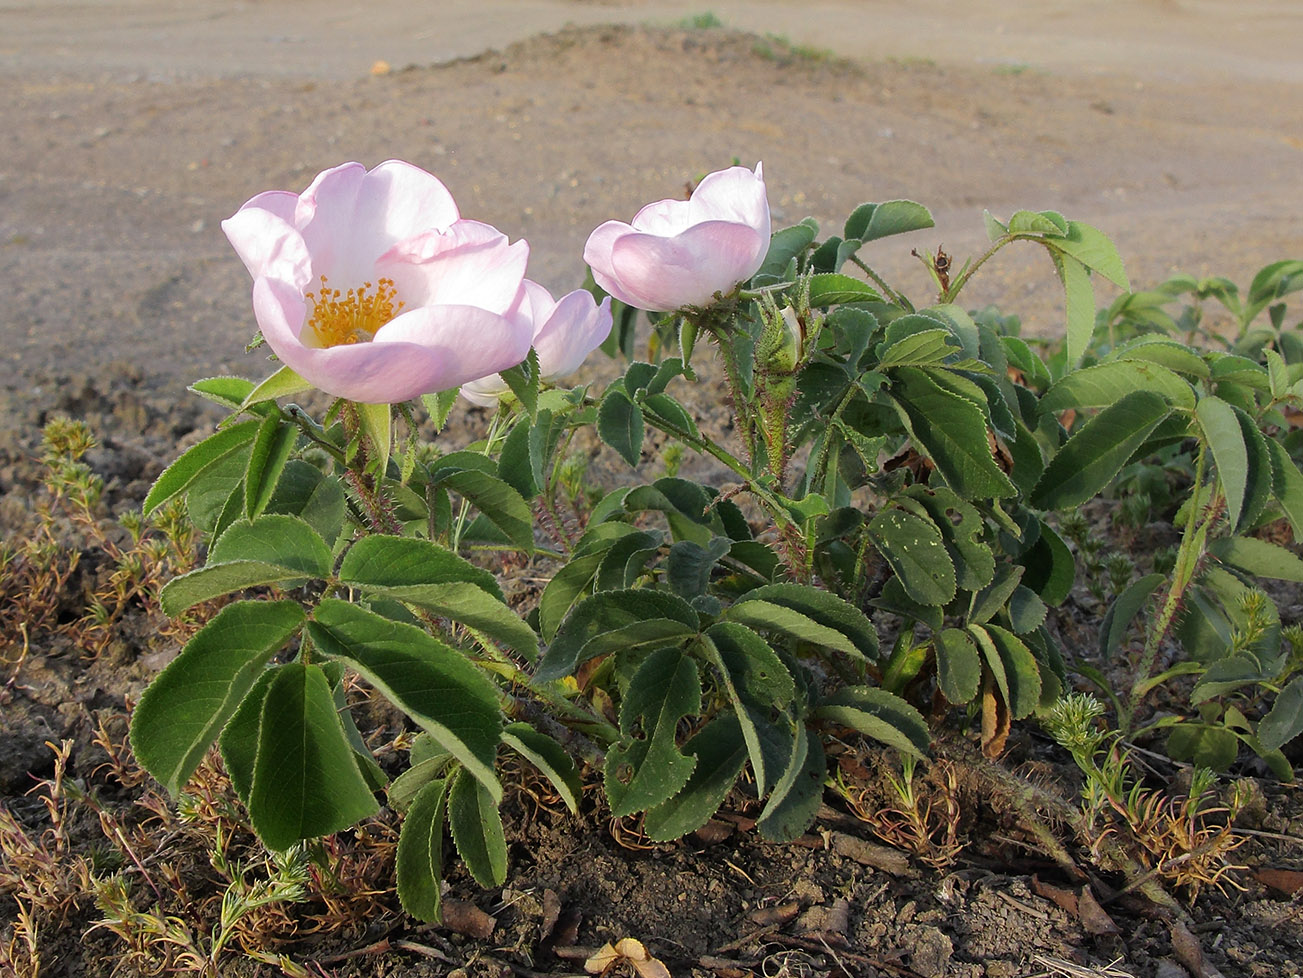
[222,160,534,404]
[461,281,613,407]
[583,163,771,312]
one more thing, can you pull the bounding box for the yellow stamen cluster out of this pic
[303,275,405,348]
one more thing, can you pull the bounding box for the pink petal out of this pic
[352,160,460,253]
[583,220,641,307]
[379,220,528,316]
[520,279,559,339]
[374,304,535,391]
[630,196,692,236]
[222,207,312,289]
[533,292,612,379]
[460,376,509,407]
[688,163,770,239]
[294,163,369,282]
[607,220,768,311]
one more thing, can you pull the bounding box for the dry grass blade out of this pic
[1029,954,1136,978]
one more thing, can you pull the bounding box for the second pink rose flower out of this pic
[583,163,771,313]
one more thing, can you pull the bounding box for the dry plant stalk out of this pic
[835,752,965,871]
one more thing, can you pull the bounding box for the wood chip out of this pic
[1254,867,1303,896]
[1171,920,1226,978]
[441,899,496,939]
[540,888,562,941]
[830,832,914,876]
[748,902,800,927]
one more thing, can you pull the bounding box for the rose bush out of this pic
[222,160,535,404]
[460,281,613,407]
[583,162,770,312]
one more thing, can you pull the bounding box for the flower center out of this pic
[302,275,405,348]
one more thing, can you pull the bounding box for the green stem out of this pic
[710,327,760,470]
[940,235,1015,304]
[847,255,911,310]
[1123,437,1211,734]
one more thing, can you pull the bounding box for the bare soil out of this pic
[2,2,1303,975]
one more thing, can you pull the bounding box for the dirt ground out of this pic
[2,2,1303,975]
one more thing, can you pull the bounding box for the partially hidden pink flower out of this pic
[461,281,613,407]
[222,160,534,404]
[583,163,771,312]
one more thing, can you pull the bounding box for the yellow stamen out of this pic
[302,275,405,348]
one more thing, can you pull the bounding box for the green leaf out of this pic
[667,537,731,599]
[307,599,503,800]
[396,778,448,922]
[1055,222,1129,289]
[759,223,818,279]
[756,725,825,842]
[878,329,960,368]
[936,628,981,704]
[1268,440,1303,539]
[502,723,582,813]
[189,376,256,412]
[355,402,392,478]
[598,387,644,467]
[387,754,453,813]
[1209,537,1303,582]
[1166,723,1239,772]
[239,365,313,410]
[702,623,796,797]
[159,514,332,615]
[340,536,502,598]
[815,685,929,756]
[644,715,748,841]
[1196,395,1249,531]
[144,419,261,515]
[979,625,1042,720]
[726,583,879,660]
[1108,336,1208,378]
[243,415,298,521]
[217,667,277,806]
[891,367,1017,499]
[1021,519,1075,605]
[421,389,461,433]
[596,529,663,592]
[968,565,1025,626]
[807,273,882,307]
[604,648,701,817]
[130,601,304,795]
[867,508,956,606]
[1030,390,1170,510]
[903,486,995,592]
[1040,361,1195,414]
[1008,210,1067,236]
[622,478,722,545]
[247,662,380,850]
[1049,249,1095,369]
[536,589,699,682]
[1232,403,1273,533]
[435,469,535,554]
[538,550,606,644]
[499,348,540,419]
[844,200,934,242]
[448,768,508,887]
[264,460,347,545]
[1258,677,1303,752]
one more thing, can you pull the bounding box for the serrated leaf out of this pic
[435,469,535,553]
[756,725,824,842]
[1030,390,1170,510]
[355,401,391,478]
[189,375,256,411]
[247,662,380,850]
[537,589,699,681]
[239,365,313,410]
[1040,361,1195,414]
[622,478,722,545]
[1021,519,1075,605]
[1268,439,1303,539]
[1008,210,1067,235]
[1209,536,1303,582]
[396,778,448,922]
[807,273,882,307]
[1166,723,1239,771]
[130,600,304,795]
[502,723,581,813]
[666,536,731,599]
[1057,221,1130,289]
[726,583,878,660]
[1197,395,1249,531]
[759,223,818,278]
[307,599,503,800]
[878,329,960,367]
[421,388,461,433]
[846,199,934,242]
[340,535,502,598]
[970,625,1041,720]
[702,623,796,798]
[604,648,701,817]
[596,529,662,592]
[1050,249,1095,369]
[217,667,277,806]
[144,418,260,515]
[538,550,606,644]
[1258,677,1303,752]
[815,685,929,756]
[598,388,644,467]
[387,754,454,813]
[244,414,298,520]
[868,508,956,606]
[1008,585,1048,633]
[936,628,981,704]
[448,768,508,887]
[902,486,995,592]
[264,460,347,545]
[968,565,1025,625]
[643,715,748,841]
[891,367,1017,499]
